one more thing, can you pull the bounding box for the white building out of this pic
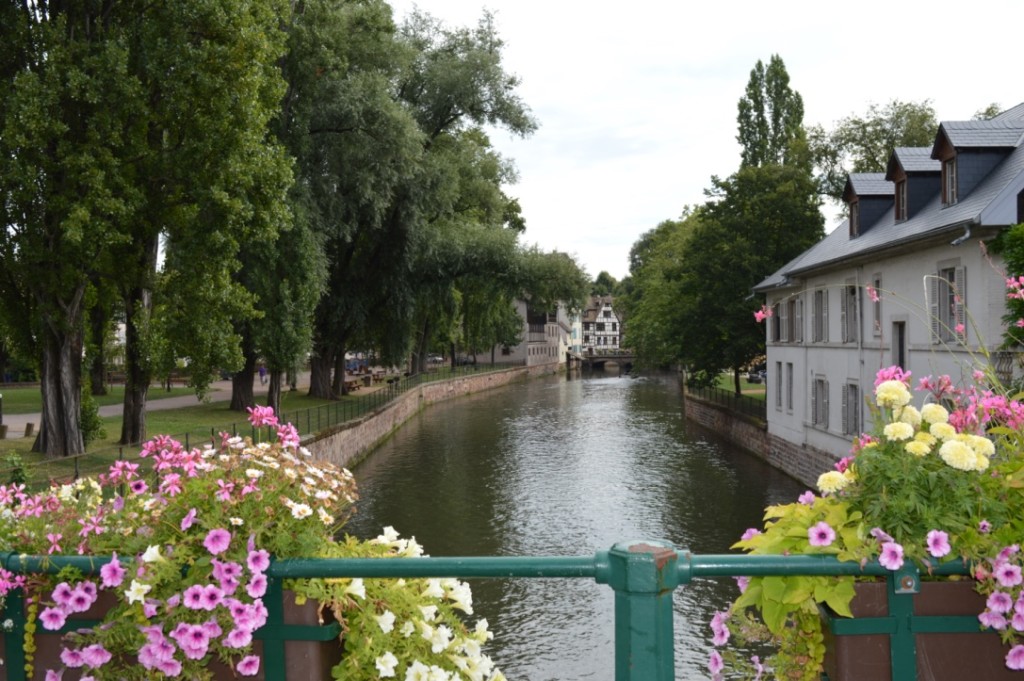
[475,299,573,367]
[581,296,622,352]
[755,104,1024,462]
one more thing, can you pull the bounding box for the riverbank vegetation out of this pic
[0,0,589,458]
[620,54,939,395]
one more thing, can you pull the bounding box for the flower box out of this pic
[821,580,1017,681]
[0,589,341,681]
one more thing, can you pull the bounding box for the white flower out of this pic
[125,580,151,604]
[419,605,438,621]
[930,422,957,440]
[229,517,244,526]
[921,403,949,424]
[426,664,450,681]
[405,661,430,681]
[284,468,298,480]
[939,440,977,471]
[429,624,453,653]
[375,651,399,678]
[474,618,493,642]
[883,422,914,442]
[376,526,400,544]
[317,508,333,526]
[898,405,922,428]
[344,578,365,600]
[299,446,312,457]
[445,581,474,614]
[400,620,416,638]
[376,610,396,633]
[816,470,849,495]
[245,468,264,479]
[141,545,163,563]
[290,503,313,520]
[422,579,445,599]
[875,380,911,408]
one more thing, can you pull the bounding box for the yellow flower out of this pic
[817,470,849,494]
[914,431,937,447]
[939,440,976,471]
[876,380,912,408]
[898,405,922,428]
[968,434,995,458]
[883,422,914,441]
[905,440,931,457]
[975,454,991,472]
[930,422,957,440]
[920,403,949,424]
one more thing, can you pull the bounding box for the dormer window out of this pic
[849,201,860,237]
[943,157,958,205]
[895,180,907,222]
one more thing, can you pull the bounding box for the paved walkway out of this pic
[0,372,327,440]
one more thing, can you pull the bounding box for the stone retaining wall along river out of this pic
[306,363,562,470]
[683,391,838,487]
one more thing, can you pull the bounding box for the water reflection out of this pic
[346,372,805,679]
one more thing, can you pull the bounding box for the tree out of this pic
[0,1,294,454]
[810,99,938,201]
[974,103,1003,121]
[736,55,805,168]
[591,271,618,297]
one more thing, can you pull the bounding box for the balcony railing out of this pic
[0,544,974,680]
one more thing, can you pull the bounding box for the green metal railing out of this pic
[0,542,981,680]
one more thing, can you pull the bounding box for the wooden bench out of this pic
[344,379,361,392]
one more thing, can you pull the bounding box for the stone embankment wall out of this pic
[683,393,837,488]
[308,363,561,470]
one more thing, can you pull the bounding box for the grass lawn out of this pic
[0,384,195,414]
[0,389,351,488]
[715,372,767,400]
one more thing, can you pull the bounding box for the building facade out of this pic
[581,296,622,352]
[756,104,1024,461]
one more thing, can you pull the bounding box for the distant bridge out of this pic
[572,350,635,372]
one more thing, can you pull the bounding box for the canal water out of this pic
[345,372,806,679]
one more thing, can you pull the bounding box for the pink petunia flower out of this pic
[203,528,232,555]
[180,508,197,532]
[39,607,67,631]
[879,541,904,570]
[989,591,1014,614]
[808,521,836,547]
[797,491,816,505]
[247,549,270,574]
[996,563,1023,588]
[237,655,261,677]
[740,528,761,541]
[708,650,724,676]
[1007,645,1024,670]
[246,572,268,599]
[926,530,951,558]
[81,644,112,668]
[60,648,85,668]
[51,582,74,607]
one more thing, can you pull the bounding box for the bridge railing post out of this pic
[598,540,680,681]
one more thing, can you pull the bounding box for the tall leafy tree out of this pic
[810,99,938,201]
[736,55,805,168]
[1,0,291,455]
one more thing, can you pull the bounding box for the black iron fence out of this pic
[685,384,767,420]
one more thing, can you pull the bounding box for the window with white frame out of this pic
[943,157,958,206]
[895,181,907,221]
[812,289,828,342]
[930,265,966,343]
[811,376,829,428]
[841,283,858,343]
[842,383,860,435]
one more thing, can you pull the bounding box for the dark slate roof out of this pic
[847,173,893,196]
[756,138,1024,292]
[995,102,1024,121]
[893,147,940,173]
[935,120,1024,150]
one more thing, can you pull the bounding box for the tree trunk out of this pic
[734,368,741,395]
[230,354,257,412]
[119,286,153,446]
[88,309,108,396]
[119,235,159,446]
[34,318,86,458]
[267,369,282,415]
[333,344,346,396]
[414,318,430,375]
[308,347,334,399]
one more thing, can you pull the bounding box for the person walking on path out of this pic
[258,364,267,385]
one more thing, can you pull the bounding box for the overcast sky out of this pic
[389,0,1024,280]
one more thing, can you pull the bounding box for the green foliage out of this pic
[809,99,938,201]
[736,54,805,168]
[79,381,106,447]
[988,224,1024,349]
[4,452,27,486]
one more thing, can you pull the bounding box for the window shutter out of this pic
[780,300,789,342]
[840,289,848,343]
[811,292,818,342]
[929,275,941,343]
[795,299,803,343]
[841,385,849,434]
[810,377,817,425]
[824,380,830,428]
[955,266,967,341]
[822,291,829,342]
